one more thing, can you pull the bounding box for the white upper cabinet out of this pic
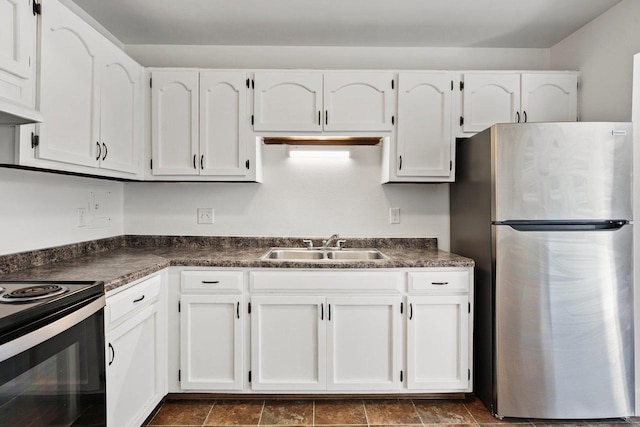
[460,72,579,135]
[151,70,199,175]
[462,73,521,133]
[0,0,39,123]
[323,72,394,132]
[253,71,394,133]
[394,72,454,180]
[38,0,101,168]
[151,69,256,180]
[99,46,141,174]
[253,71,322,132]
[520,73,578,123]
[200,71,250,176]
[37,0,142,174]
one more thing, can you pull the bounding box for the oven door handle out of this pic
[0,296,105,363]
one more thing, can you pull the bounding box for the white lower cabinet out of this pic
[173,267,473,395]
[105,274,165,427]
[406,295,469,390]
[326,296,402,390]
[251,295,326,390]
[180,294,244,390]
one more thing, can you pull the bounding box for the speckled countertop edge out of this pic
[0,236,474,292]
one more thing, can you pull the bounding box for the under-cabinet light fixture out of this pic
[287,146,350,159]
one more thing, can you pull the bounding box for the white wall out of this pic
[125,145,451,248]
[0,129,125,255]
[550,0,640,121]
[126,45,551,70]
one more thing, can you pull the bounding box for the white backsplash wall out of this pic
[0,161,125,256]
[124,145,451,249]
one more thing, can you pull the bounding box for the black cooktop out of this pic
[0,280,104,343]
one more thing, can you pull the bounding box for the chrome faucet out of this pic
[322,233,340,250]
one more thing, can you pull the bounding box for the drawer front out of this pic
[409,270,469,292]
[181,271,243,293]
[106,274,162,329]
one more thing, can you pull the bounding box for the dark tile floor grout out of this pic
[144,397,638,427]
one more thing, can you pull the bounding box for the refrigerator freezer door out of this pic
[493,122,632,221]
[494,224,634,419]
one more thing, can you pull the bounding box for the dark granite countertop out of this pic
[0,236,474,292]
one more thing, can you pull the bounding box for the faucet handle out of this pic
[302,239,314,249]
[336,239,347,249]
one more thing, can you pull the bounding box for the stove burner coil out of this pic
[0,285,69,303]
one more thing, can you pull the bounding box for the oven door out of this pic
[0,296,106,426]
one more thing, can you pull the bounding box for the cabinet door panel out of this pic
[407,295,469,390]
[251,296,326,390]
[99,49,141,174]
[38,0,100,167]
[0,0,31,79]
[397,73,452,177]
[324,72,393,131]
[106,304,162,427]
[253,71,322,131]
[327,296,401,390]
[180,295,243,390]
[521,73,578,123]
[462,73,520,133]
[200,71,248,176]
[151,71,199,175]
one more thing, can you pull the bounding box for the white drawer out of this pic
[250,271,401,292]
[106,274,161,329]
[181,271,243,293]
[408,270,469,292]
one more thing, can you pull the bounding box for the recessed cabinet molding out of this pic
[253,71,394,133]
[460,71,579,134]
[0,0,41,124]
[35,0,142,175]
[150,69,259,181]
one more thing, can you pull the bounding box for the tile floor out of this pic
[143,396,639,427]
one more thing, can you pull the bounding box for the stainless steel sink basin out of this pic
[261,248,390,261]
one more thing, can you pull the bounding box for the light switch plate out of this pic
[389,207,400,224]
[198,208,214,224]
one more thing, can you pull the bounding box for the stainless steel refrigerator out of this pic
[450,122,634,419]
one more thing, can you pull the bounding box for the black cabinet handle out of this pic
[328,304,331,321]
[321,303,324,320]
[237,301,240,319]
[325,110,328,126]
[246,159,250,170]
[202,280,220,284]
[193,154,197,169]
[431,282,448,286]
[108,343,115,366]
[102,143,107,161]
[516,111,521,123]
[133,295,145,303]
[96,142,101,161]
[399,156,403,170]
[523,110,528,123]
[409,303,413,320]
[200,155,204,170]
[318,111,321,125]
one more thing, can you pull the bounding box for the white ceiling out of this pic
[70,0,622,48]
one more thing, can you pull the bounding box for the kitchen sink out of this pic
[261,248,391,261]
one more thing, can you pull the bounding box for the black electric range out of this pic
[0,280,104,344]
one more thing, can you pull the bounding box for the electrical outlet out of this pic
[77,208,87,227]
[197,208,214,224]
[389,207,400,224]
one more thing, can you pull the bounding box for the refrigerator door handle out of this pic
[497,220,628,232]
